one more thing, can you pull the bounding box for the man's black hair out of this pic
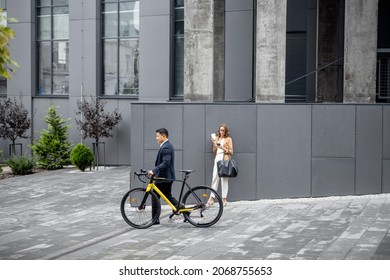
[156,128,169,137]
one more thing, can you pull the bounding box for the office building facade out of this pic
[1,0,390,199]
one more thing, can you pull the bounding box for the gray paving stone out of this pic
[1,166,390,260]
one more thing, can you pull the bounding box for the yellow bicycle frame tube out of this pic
[146,182,177,211]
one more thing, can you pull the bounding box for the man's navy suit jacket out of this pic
[152,140,176,181]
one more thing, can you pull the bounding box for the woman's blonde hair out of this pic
[217,123,230,138]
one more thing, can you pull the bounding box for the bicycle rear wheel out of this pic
[120,188,160,229]
[182,186,223,227]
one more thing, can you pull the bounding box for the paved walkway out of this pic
[0,166,390,260]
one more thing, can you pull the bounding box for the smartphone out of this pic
[211,133,216,140]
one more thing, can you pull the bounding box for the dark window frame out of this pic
[376,51,390,103]
[101,0,140,96]
[36,0,69,96]
[172,0,184,99]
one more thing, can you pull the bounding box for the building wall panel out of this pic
[257,105,311,199]
[355,106,382,194]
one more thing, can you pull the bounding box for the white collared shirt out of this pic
[160,139,168,147]
[216,138,225,155]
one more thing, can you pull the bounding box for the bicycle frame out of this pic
[146,182,177,210]
[143,176,201,213]
[122,169,223,228]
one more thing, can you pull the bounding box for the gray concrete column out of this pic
[317,0,343,102]
[344,0,378,103]
[255,0,287,103]
[184,0,225,102]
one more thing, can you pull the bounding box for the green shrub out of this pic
[70,143,94,172]
[6,154,36,175]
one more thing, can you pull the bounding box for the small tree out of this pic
[31,104,72,170]
[0,97,31,153]
[75,97,122,143]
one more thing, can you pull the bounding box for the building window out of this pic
[0,1,7,95]
[36,0,69,95]
[102,0,139,96]
[377,1,390,103]
[285,32,307,103]
[173,0,184,98]
[376,55,390,102]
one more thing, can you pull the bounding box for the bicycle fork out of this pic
[137,184,154,211]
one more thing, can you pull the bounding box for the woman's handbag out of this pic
[217,152,238,178]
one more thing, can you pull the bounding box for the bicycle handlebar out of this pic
[134,169,148,176]
[133,169,177,183]
[134,169,151,183]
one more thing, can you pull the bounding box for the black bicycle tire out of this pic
[120,188,161,229]
[182,185,223,228]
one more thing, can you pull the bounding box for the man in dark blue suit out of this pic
[148,128,178,224]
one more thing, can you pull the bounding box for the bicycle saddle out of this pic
[178,169,195,174]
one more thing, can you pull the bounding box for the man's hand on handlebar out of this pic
[147,170,154,176]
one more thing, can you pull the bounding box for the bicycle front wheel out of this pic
[182,186,223,227]
[120,188,160,229]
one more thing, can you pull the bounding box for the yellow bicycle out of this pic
[121,169,223,229]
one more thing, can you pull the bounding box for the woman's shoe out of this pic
[222,198,227,206]
[206,198,215,207]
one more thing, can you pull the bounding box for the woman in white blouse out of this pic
[208,123,233,207]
